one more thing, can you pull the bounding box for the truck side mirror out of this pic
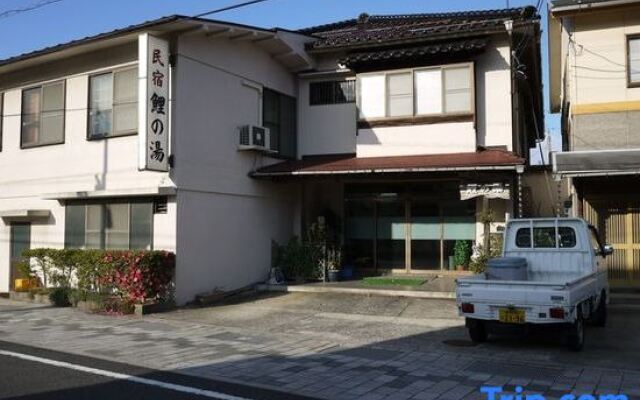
[602,245,614,257]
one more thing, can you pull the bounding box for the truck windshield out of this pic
[515,227,577,248]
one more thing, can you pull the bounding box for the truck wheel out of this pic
[567,316,585,351]
[593,293,607,327]
[467,319,488,343]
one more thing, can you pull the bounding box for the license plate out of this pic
[499,308,525,324]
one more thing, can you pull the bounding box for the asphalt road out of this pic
[0,341,315,400]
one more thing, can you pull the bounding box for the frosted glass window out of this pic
[444,67,472,113]
[89,73,113,138]
[85,205,103,249]
[387,73,412,117]
[359,74,385,118]
[629,37,640,84]
[89,67,138,139]
[415,69,443,115]
[21,82,65,147]
[113,68,138,134]
[105,203,129,250]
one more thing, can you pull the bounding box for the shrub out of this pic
[49,287,72,307]
[453,240,472,268]
[100,251,175,304]
[279,237,321,281]
[470,234,504,273]
[20,248,176,307]
[22,248,55,287]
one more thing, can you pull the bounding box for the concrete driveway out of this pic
[161,292,640,371]
[0,294,639,400]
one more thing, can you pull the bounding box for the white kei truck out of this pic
[456,218,612,351]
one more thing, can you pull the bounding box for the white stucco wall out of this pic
[476,37,513,150]
[298,77,357,156]
[0,46,177,293]
[567,9,640,104]
[172,33,297,304]
[357,122,476,158]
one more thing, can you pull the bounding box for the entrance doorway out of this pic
[344,183,476,273]
[584,200,640,286]
[9,223,31,290]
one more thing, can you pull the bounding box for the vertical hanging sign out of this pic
[139,33,170,172]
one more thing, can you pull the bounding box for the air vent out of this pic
[154,199,168,214]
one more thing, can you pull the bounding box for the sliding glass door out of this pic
[344,184,477,273]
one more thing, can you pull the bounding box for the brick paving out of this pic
[0,298,638,400]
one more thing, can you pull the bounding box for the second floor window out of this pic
[358,63,473,120]
[628,35,640,86]
[263,88,296,159]
[310,80,356,105]
[89,67,138,139]
[21,81,65,148]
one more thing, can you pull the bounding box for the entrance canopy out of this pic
[552,149,640,177]
[251,149,524,178]
[0,209,50,223]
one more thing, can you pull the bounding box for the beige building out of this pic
[549,0,640,287]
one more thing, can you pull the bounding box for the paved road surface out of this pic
[0,341,312,400]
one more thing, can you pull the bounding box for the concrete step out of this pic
[256,283,456,299]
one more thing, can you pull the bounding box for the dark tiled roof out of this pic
[300,6,539,50]
[300,6,538,51]
[252,149,524,177]
[340,38,488,68]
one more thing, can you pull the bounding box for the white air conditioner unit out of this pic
[238,125,272,152]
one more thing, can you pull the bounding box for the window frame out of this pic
[87,66,139,141]
[309,79,356,106]
[514,226,578,250]
[20,80,66,149]
[356,62,475,122]
[627,34,640,88]
[262,87,297,159]
[66,199,155,251]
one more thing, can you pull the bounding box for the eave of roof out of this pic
[340,38,488,69]
[0,15,315,74]
[550,0,640,13]
[251,150,525,178]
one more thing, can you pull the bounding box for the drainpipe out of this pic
[516,164,525,218]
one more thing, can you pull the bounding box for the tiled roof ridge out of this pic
[299,6,536,34]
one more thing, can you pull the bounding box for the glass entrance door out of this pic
[376,200,406,270]
[410,202,441,270]
[10,223,31,290]
[344,183,477,273]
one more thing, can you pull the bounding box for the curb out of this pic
[256,283,456,299]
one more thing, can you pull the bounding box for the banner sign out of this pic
[139,33,170,172]
[460,183,510,201]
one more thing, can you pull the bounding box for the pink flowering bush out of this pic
[100,251,175,304]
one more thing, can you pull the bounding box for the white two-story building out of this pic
[0,7,544,304]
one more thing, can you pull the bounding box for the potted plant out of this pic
[326,246,342,282]
[453,240,471,271]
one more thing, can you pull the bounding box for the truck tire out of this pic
[593,293,607,327]
[467,319,488,343]
[567,315,585,351]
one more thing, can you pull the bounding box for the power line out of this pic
[193,0,271,18]
[0,0,63,20]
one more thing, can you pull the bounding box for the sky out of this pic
[0,0,559,161]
